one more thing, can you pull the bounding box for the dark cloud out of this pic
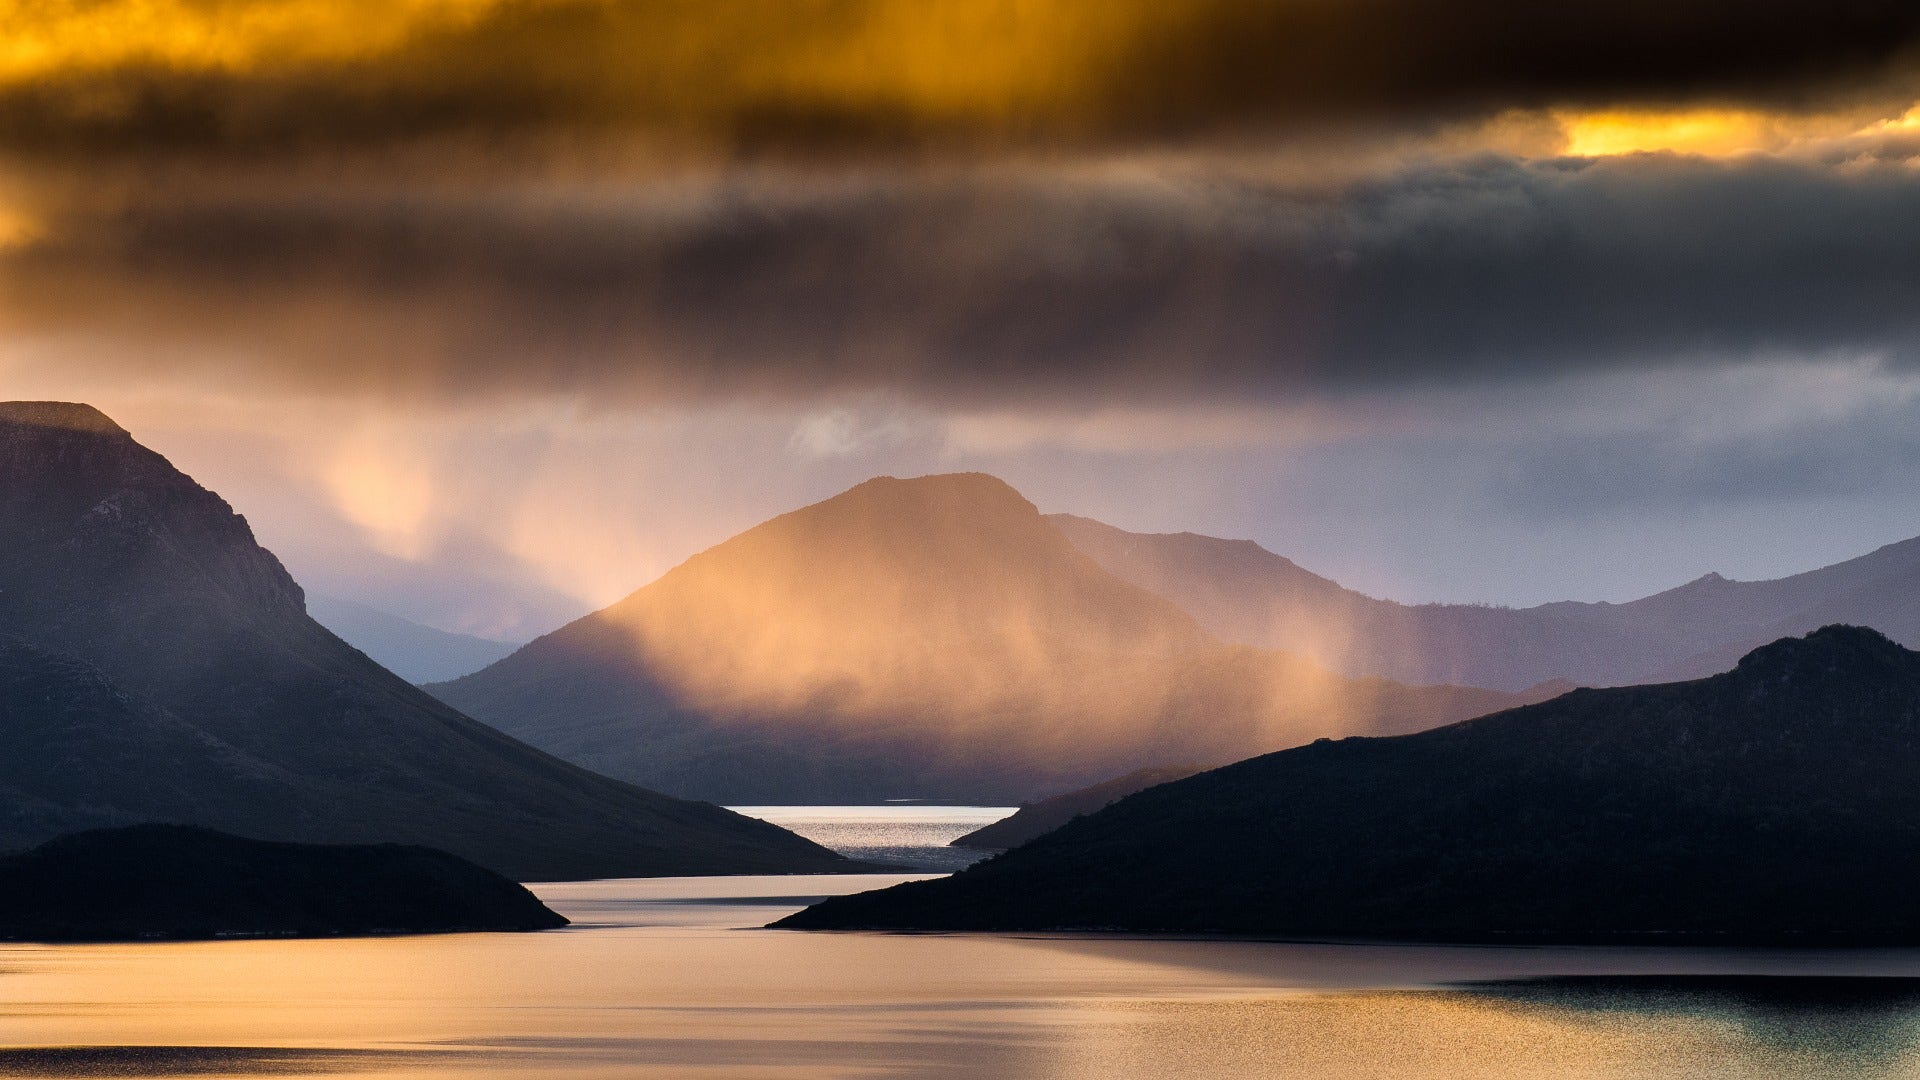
[3,0,1920,156]
[8,151,1920,404]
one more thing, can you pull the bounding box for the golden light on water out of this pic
[5,877,1918,1078]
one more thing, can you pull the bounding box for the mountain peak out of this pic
[1733,624,1910,678]
[0,399,307,623]
[0,401,128,438]
[439,468,1525,803]
[832,472,1034,513]
[0,402,854,879]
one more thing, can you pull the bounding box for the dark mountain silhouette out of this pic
[0,401,856,880]
[1051,514,1920,690]
[434,474,1526,804]
[950,765,1202,851]
[307,594,522,683]
[779,626,1920,940]
[0,825,565,941]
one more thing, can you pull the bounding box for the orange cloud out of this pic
[5,0,1920,155]
[1552,101,1920,158]
[0,0,501,82]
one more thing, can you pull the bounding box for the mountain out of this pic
[949,764,1202,851]
[1642,555,1920,682]
[0,825,568,941]
[0,401,857,880]
[1050,514,1920,690]
[307,594,522,683]
[433,474,1525,804]
[779,626,1920,940]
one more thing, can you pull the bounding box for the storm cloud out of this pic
[9,0,1920,624]
[3,0,1920,155]
[8,150,1920,405]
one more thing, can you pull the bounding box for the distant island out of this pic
[779,626,1920,943]
[0,825,567,942]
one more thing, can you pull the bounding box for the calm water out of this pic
[728,805,1015,871]
[9,849,1920,1075]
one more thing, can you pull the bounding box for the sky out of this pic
[5,0,1920,639]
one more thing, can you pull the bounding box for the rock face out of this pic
[0,825,567,941]
[949,765,1202,851]
[0,401,855,881]
[434,473,1526,804]
[779,627,1920,942]
[1051,513,1920,691]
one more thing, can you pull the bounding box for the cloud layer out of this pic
[9,0,1920,628]
[4,0,1920,154]
[8,149,1920,405]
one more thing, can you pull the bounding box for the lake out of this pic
[727,804,1014,871]
[7,808,1920,1078]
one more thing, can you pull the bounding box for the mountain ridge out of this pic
[0,401,858,880]
[307,595,522,684]
[1049,513,1920,690]
[435,473,1526,803]
[778,625,1920,939]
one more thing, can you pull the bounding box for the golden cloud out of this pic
[0,0,500,82]
[4,0,1919,155]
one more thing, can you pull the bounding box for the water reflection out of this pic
[1461,976,1920,1072]
[0,1045,422,1076]
[6,873,1920,1077]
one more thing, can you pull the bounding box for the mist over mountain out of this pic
[0,401,856,880]
[307,595,522,684]
[1052,514,1920,690]
[434,473,1524,804]
[781,626,1920,939]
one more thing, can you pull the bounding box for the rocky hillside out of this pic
[0,401,857,881]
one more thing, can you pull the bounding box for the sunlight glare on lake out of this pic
[7,868,1920,1078]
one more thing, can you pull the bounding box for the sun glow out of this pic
[1556,107,1801,157]
[0,204,40,249]
[1856,102,1920,137]
[1554,102,1920,158]
[322,437,437,561]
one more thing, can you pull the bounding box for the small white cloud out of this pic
[788,403,924,459]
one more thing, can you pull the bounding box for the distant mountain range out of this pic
[435,469,1920,805]
[780,626,1920,940]
[0,401,856,880]
[433,474,1526,804]
[307,595,522,684]
[1052,515,1920,690]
